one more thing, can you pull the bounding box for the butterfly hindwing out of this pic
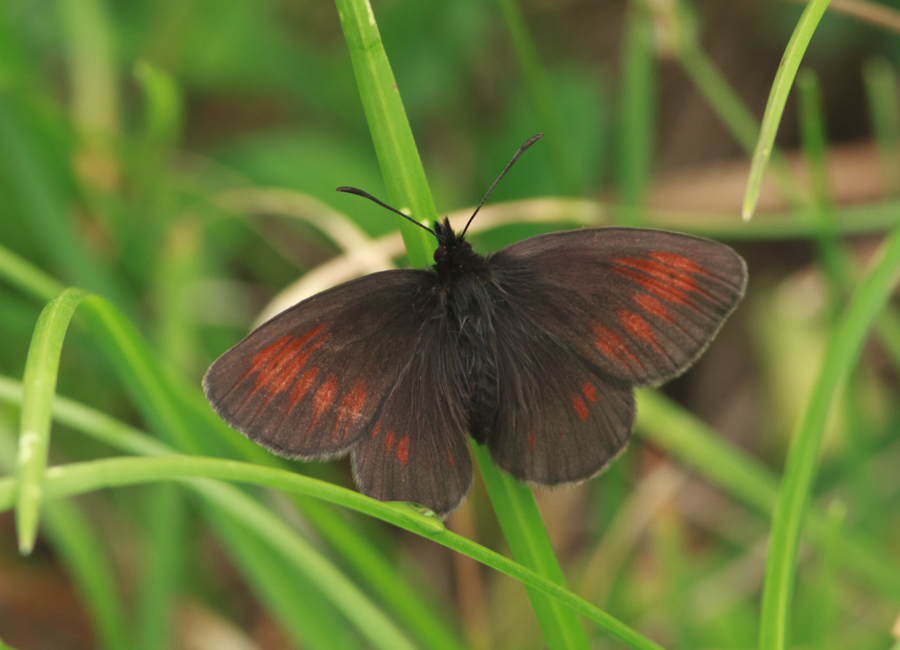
[351,313,474,515]
[487,311,635,484]
[491,227,747,386]
[204,270,473,515]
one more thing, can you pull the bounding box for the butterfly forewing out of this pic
[492,227,747,386]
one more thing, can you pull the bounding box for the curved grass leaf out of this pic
[760,225,900,650]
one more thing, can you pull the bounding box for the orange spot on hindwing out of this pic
[582,382,597,402]
[572,395,589,421]
[396,436,410,465]
[331,381,369,441]
[526,432,536,451]
[384,430,395,452]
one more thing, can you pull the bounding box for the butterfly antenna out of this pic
[460,133,544,238]
[336,186,436,236]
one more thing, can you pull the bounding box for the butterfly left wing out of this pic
[484,227,746,484]
[204,270,473,515]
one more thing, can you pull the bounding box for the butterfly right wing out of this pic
[483,227,746,485]
[204,270,473,514]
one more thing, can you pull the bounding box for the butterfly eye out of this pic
[433,245,446,262]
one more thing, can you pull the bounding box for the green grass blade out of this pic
[760,225,900,650]
[0,454,665,650]
[495,0,581,194]
[78,295,466,650]
[636,390,900,602]
[0,98,127,306]
[863,57,900,198]
[15,286,88,554]
[205,504,361,650]
[334,0,435,267]
[136,485,186,650]
[57,0,119,136]
[676,29,801,208]
[475,446,592,650]
[742,0,832,221]
[0,245,64,302]
[334,3,593,647]
[7,377,899,646]
[617,0,656,226]
[194,480,419,650]
[0,378,436,649]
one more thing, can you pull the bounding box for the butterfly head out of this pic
[432,217,483,280]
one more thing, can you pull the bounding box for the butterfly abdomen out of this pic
[449,275,499,445]
[434,235,501,445]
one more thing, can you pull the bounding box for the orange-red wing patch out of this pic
[396,436,410,465]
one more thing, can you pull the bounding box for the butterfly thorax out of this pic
[432,218,499,444]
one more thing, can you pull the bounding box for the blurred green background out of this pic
[1,0,900,649]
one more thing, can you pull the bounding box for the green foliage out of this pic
[1,1,899,649]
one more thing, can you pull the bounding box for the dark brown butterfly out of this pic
[204,135,747,516]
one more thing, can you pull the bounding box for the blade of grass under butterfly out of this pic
[5,372,899,607]
[334,0,435,267]
[475,446,592,650]
[0,455,666,650]
[742,0,832,220]
[759,225,900,650]
[334,2,592,647]
[9,375,900,642]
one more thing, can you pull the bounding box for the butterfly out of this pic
[203,135,747,517]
